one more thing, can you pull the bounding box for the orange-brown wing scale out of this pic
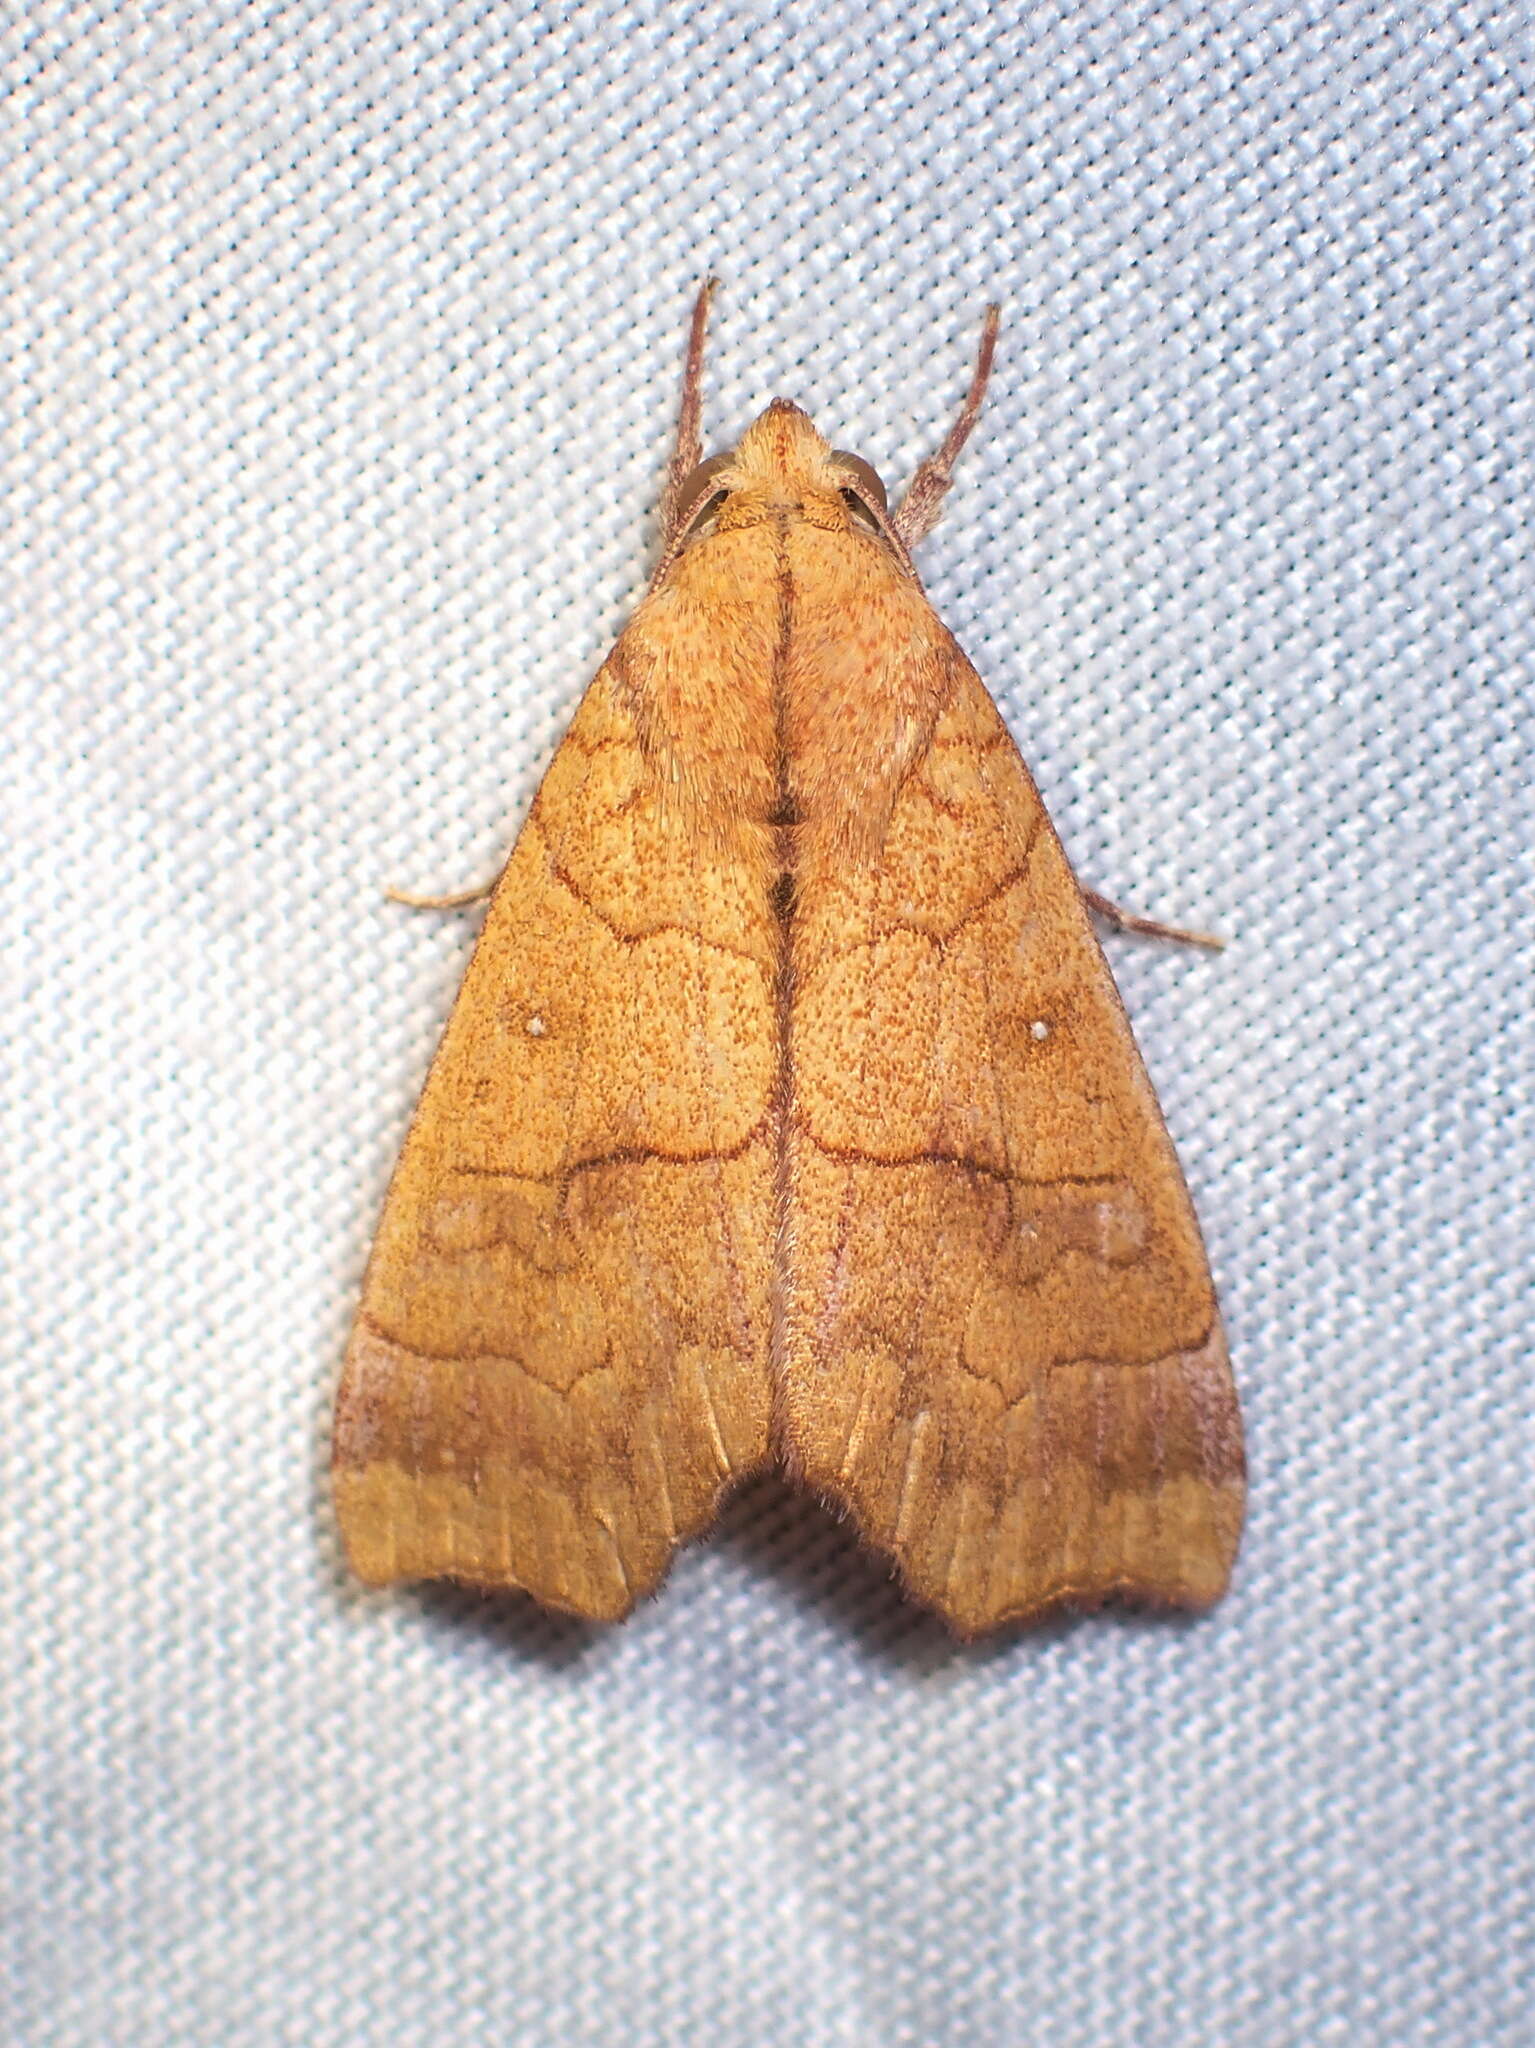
[333,537,785,1618]
[776,521,1245,1635]
[336,401,1243,1633]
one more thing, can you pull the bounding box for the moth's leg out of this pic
[386,874,501,910]
[1082,886,1224,952]
[893,304,1001,549]
[660,278,719,545]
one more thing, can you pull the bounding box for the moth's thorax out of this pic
[710,399,860,533]
[628,470,953,866]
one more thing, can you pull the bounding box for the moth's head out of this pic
[672,398,890,539]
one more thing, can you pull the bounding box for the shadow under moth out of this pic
[333,283,1245,1636]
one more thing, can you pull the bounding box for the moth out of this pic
[333,284,1245,1635]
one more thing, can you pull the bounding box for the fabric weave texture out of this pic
[4,4,1531,2044]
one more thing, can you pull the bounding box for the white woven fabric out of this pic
[5,4,1531,2043]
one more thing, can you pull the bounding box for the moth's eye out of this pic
[831,451,889,516]
[674,453,734,528]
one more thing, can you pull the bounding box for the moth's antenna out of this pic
[893,304,1001,549]
[661,278,719,543]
